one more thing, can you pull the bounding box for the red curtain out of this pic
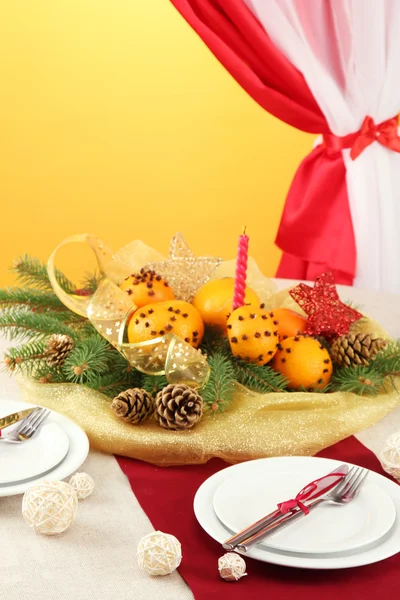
[170,0,356,284]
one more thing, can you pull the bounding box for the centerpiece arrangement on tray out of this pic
[1,231,400,465]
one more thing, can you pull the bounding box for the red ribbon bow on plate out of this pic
[323,115,400,160]
[277,472,345,516]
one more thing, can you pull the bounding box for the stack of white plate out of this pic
[0,399,89,497]
[194,456,400,569]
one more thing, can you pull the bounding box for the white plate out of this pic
[194,456,400,569]
[213,462,396,555]
[0,417,70,485]
[0,399,89,496]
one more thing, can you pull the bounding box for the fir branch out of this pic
[0,309,77,342]
[369,341,400,377]
[62,335,111,385]
[85,369,144,398]
[141,374,168,396]
[0,287,65,310]
[234,360,288,394]
[33,363,67,384]
[200,324,230,356]
[11,255,76,293]
[3,341,47,375]
[80,271,102,293]
[331,365,385,396]
[201,352,236,412]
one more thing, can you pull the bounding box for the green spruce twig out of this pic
[0,309,77,342]
[233,359,288,394]
[331,365,385,396]
[0,287,65,311]
[141,374,168,396]
[62,334,111,385]
[3,341,47,375]
[201,352,236,412]
[11,255,76,292]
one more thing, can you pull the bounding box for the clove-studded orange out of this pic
[269,308,307,341]
[226,305,278,364]
[127,300,204,348]
[272,336,333,390]
[193,277,259,331]
[120,269,174,308]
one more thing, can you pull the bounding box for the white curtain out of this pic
[245,0,400,293]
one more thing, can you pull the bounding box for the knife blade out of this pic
[222,463,349,550]
[0,407,36,436]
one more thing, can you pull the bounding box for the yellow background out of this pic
[0,0,313,287]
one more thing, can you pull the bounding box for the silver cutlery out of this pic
[223,463,349,550]
[0,407,36,434]
[0,407,50,444]
[235,466,368,552]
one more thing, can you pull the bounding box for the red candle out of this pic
[233,227,249,311]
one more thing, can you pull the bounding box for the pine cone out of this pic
[154,384,203,431]
[331,333,387,367]
[110,388,154,425]
[45,334,74,367]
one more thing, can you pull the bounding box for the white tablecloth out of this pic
[1,281,400,599]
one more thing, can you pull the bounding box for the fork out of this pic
[235,466,369,552]
[0,407,50,444]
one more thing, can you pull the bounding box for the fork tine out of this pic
[19,408,47,435]
[339,467,364,496]
[22,409,50,439]
[333,466,357,494]
[14,407,41,434]
[345,469,369,498]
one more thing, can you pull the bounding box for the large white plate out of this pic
[194,456,400,569]
[213,461,396,555]
[0,399,89,497]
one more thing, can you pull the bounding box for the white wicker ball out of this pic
[22,480,78,535]
[218,552,247,582]
[380,432,400,480]
[137,530,182,576]
[69,472,95,500]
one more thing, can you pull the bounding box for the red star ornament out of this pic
[289,272,363,339]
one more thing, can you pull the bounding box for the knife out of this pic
[0,407,36,436]
[222,463,349,550]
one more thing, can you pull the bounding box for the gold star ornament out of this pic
[145,233,222,302]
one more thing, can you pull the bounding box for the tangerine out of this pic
[226,305,278,364]
[270,308,307,340]
[120,269,174,308]
[127,300,204,348]
[271,336,333,390]
[193,277,259,331]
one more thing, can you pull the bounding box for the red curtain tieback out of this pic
[323,115,400,160]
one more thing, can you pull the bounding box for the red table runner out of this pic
[116,436,399,599]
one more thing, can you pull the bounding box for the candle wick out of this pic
[242,226,247,235]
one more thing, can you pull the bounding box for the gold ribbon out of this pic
[47,234,210,386]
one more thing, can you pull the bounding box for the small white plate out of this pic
[0,419,70,485]
[213,463,396,555]
[194,456,400,569]
[0,399,89,496]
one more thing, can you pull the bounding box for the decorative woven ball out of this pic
[69,472,95,500]
[218,552,247,582]
[22,480,78,535]
[379,432,400,480]
[137,530,182,576]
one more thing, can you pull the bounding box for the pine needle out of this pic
[0,309,77,342]
[201,352,236,412]
[0,287,65,310]
[331,365,385,396]
[11,255,76,292]
[141,374,168,396]
[234,360,288,394]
